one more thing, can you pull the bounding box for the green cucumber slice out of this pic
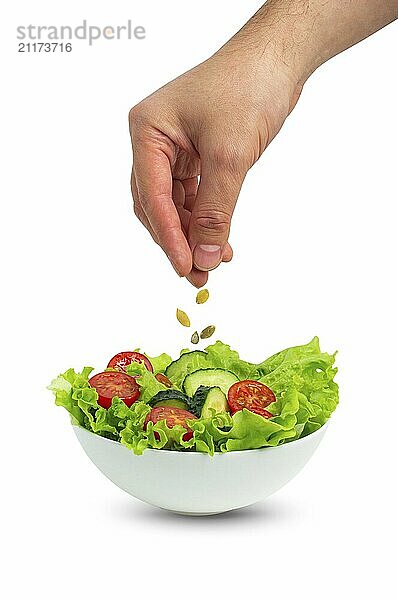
[149,389,189,408]
[183,368,238,397]
[189,386,229,418]
[201,387,228,418]
[165,351,209,388]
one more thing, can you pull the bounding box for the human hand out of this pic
[129,45,299,287]
[129,0,397,287]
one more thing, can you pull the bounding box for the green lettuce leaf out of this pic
[119,401,191,455]
[204,341,258,379]
[125,361,168,403]
[256,336,322,377]
[145,352,173,373]
[91,397,141,440]
[219,410,295,452]
[49,368,148,440]
[219,387,299,451]
[119,401,152,454]
[259,336,338,437]
[48,367,96,427]
[188,412,232,455]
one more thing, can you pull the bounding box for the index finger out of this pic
[132,137,192,277]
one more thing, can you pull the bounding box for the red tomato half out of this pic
[89,371,140,409]
[107,351,153,373]
[144,406,197,441]
[155,373,173,388]
[227,380,276,419]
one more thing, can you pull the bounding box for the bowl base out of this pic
[167,509,229,516]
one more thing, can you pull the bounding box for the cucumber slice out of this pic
[183,368,238,397]
[149,389,189,407]
[165,351,209,388]
[201,387,228,419]
[189,386,229,418]
[152,398,189,410]
[187,385,209,417]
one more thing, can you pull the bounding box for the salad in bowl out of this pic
[49,337,338,456]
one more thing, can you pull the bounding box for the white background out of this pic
[1,1,397,598]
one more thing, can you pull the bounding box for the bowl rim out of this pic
[72,420,328,456]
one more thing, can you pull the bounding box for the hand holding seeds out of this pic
[129,2,397,287]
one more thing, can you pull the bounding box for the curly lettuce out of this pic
[50,337,338,455]
[203,341,258,380]
[125,360,168,402]
[49,367,96,428]
[144,352,172,373]
[259,336,338,435]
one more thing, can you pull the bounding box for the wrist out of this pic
[215,33,305,129]
[220,3,326,91]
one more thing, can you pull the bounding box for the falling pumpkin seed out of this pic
[200,325,216,339]
[191,331,199,345]
[196,288,210,304]
[176,308,190,327]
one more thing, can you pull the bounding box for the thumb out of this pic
[189,155,246,271]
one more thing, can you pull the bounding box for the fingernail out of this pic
[193,244,222,271]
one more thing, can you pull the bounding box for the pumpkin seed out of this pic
[196,288,210,304]
[176,308,190,327]
[191,331,199,345]
[200,325,215,339]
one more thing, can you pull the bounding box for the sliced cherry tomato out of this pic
[155,373,173,388]
[227,380,276,419]
[107,351,153,373]
[89,371,140,409]
[144,406,197,441]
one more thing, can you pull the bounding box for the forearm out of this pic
[223,1,398,85]
[130,0,397,282]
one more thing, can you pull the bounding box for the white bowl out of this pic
[73,424,327,515]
